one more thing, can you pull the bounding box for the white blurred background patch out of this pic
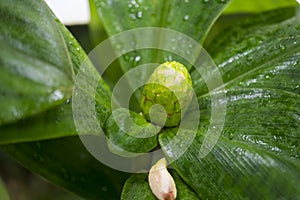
[45,0,299,25]
[45,0,90,25]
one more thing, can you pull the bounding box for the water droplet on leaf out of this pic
[134,55,141,62]
[137,11,143,19]
[183,15,189,21]
[279,44,286,51]
[129,13,137,20]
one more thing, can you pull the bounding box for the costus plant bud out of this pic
[148,158,177,200]
[140,61,193,127]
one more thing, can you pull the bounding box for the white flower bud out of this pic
[148,158,177,200]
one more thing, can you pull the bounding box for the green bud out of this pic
[140,61,193,127]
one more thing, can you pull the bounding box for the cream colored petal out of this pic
[148,158,177,200]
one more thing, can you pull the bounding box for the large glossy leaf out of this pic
[0,0,74,125]
[121,171,199,200]
[0,0,112,144]
[93,0,230,86]
[159,6,300,199]
[1,137,129,200]
[192,7,300,96]
[160,130,300,199]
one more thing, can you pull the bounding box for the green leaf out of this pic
[0,0,74,125]
[88,0,109,46]
[0,0,112,144]
[0,52,111,145]
[121,174,156,200]
[159,130,300,199]
[0,178,10,200]
[161,0,230,44]
[0,102,74,145]
[192,6,300,97]
[1,137,129,200]
[93,0,230,82]
[159,6,300,199]
[205,6,297,48]
[121,171,199,200]
[224,0,298,14]
[106,108,160,155]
